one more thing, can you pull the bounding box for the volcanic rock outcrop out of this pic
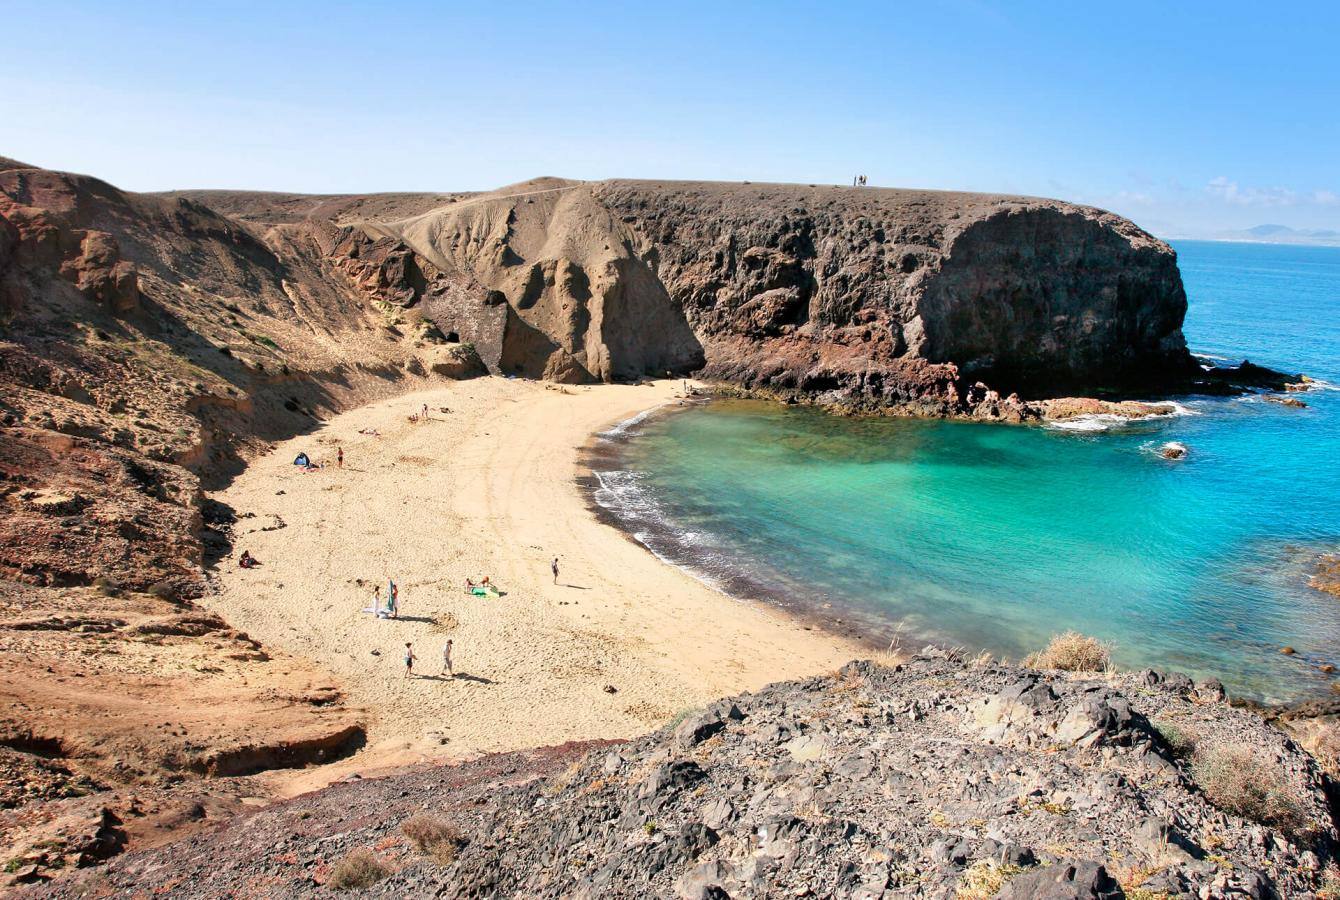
[34,653,1340,898]
[165,176,1198,412]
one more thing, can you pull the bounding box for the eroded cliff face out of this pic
[339,179,1192,410]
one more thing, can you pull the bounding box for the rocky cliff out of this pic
[160,177,1198,414]
[34,653,1340,898]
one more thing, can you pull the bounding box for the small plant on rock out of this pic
[1024,631,1112,672]
[1152,720,1197,759]
[955,860,1024,899]
[328,847,389,890]
[401,815,466,866]
[1191,744,1309,839]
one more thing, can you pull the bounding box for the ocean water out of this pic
[595,240,1340,703]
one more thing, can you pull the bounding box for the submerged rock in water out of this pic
[1160,441,1189,460]
[1310,553,1340,598]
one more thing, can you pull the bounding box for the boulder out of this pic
[993,860,1122,899]
[426,344,486,379]
[1159,441,1188,460]
[1055,693,1150,749]
[675,710,726,748]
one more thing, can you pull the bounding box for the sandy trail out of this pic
[207,378,864,766]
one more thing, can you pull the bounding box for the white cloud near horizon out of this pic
[1205,176,1299,207]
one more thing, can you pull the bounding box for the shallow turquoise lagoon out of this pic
[596,241,1340,702]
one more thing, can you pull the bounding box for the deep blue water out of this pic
[595,240,1340,702]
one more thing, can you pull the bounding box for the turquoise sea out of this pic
[594,241,1340,703]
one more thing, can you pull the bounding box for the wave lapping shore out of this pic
[204,379,866,760]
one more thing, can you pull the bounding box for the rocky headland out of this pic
[1,155,1330,890]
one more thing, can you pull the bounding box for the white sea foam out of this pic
[1045,414,1132,433]
[599,406,663,439]
[1045,400,1202,433]
[591,464,745,599]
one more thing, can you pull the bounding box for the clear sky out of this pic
[4,1,1336,237]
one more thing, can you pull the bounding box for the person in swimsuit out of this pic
[442,639,453,676]
[404,642,416,678]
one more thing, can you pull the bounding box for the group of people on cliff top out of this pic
[852,174,868,187]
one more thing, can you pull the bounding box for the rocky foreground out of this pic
[33,652,1340,898]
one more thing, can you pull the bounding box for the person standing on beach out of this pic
[403,642,416,678]
[372,584,381,614]
[336,446,344,469]
[388,579,399,618]
[442,639,453,676]
[421,403,429,421]
[551,557,559,584]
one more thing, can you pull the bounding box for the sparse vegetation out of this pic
[92,575,120,596]
[401,815,466,866]
[1152,720,1197,759]
[1024,631,1112,672]
[1115,863,1173,900]
[955,860,1024,899]
[666,706,704,730]
[1190,744,1309,838]
[328,847,389,890]
[1318,865,1340,899]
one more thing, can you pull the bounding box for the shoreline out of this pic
[578,399,912,655]
[579,391,1340,707]
[203,377,870,777]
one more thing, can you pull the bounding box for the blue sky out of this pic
[3,1,1336,236]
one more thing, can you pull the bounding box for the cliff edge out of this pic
[166,177,1195,413]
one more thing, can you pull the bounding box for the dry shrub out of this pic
[328,848,389,891]
[955,860,1024,899]
[1024,631,1112,672]
[1191,745,1309,838]
[401,814,466,866]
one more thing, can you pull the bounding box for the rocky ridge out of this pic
[176,177,1206,415]
[35,652,1340,898]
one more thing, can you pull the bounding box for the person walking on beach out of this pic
[403,642,416,678]
[336,446,344,469]
[551,556,559,584]
[442,639,453,676]
[422,403,429,421]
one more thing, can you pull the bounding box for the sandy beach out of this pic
[206,378,867,767]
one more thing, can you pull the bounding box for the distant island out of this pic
[1203,223,1340,247]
